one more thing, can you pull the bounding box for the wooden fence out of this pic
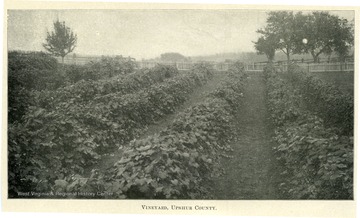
[243,62,354,73]
[298,62,354,72]
[242,62,354,73]
[57,56,354,73]
[137,61,269,72]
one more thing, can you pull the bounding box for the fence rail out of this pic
[57,56,354,73]
[242,62,354,73]
[298,62,354,72]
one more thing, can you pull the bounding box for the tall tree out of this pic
[256,11,304,63]
[253,35,277,62]
[299,12,354,63]
[43,20,77,64]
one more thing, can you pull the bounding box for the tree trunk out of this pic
[286,48,290,64]
[286,53,290,64]
[266,54,273,63]
[61,56,65,72]
[313,56,318,63]
[311,51,317,63]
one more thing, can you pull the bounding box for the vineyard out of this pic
[265,65,353,199]
[8,51,353,199]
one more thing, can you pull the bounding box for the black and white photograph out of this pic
[2,0,357,217]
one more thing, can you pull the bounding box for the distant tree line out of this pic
[254,11,354,63]
[160,52,190,62]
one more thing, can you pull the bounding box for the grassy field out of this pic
[312,71,354,95]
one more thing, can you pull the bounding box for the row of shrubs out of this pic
[8,51,60,123]
[8,52,137,92]
[265,64,353,199]
[8,51,60,90]
[8,51,138,90]
[8,51,139,123]
[8,64,214,198]
[286,65,353,135]
[33,64,179,110]
[63,55,137,83]
[51,62,246,199]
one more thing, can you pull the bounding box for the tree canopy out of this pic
[253,35,277,62]
[301,12,354,62]
[256,11,301,62]
[43,20,77,63]
[254,11,354,63]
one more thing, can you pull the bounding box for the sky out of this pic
[7,9,354,60]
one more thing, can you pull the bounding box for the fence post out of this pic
[73,53,77,65]
[340,62,343,72]
[344,62,347,72]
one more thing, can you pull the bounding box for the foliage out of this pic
[8,51,58,72]
[8,107,97,197]
[43,20,77,62]
[80,67,213,152]
[253,35,278,62]
[8,51,64,123]
[8,83,30,124]
[63,64,91,83]
[8,51,61,90]
[287,65,353,135]
[85,56,138,79]
[93,65,245,199]
[8,64,214,198]
[264,64,353,199]
[61,55,138,84]
[256,11,302,62]
[256,11,354,62]
[299,12,354,62]
[227,60,245,73]
[34,65,179,109]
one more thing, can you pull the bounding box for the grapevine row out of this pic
[286,65,353,135]
[33,65,179,110]
[264,64,353,199]
[8,64,213,197]
[57,63,246,199]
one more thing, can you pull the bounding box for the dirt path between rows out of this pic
[90,71,225,174]
[213,72,281,199]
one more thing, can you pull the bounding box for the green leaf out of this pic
[55,179,68,188]
[171,179,179,185]
[136,145,152,151]
[116,167,126,177]
[158,171,167,179]
[118,157,131,164]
